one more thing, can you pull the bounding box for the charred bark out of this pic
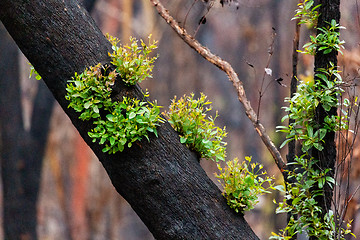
[312,0,340,227]
[0,15,55,240]
[0,1,96,239]
[0,23,38,240]
[83,0,97,12]
[0,0,258,239]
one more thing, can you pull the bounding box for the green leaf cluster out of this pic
[277,65,348,152]
[215,156,276,214]
[292,1,345,56]
[165,93,274,213]
[66,63,163,154]
[165,93,227,162]
[107,34,158,86]
[292,0,320,28]
[66,64,114,117]
[275,7,354,237]
[270,156,354,240]
[301,19,345,55]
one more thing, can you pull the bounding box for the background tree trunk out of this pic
[0,1,97,239]
[0,23,37,240]
[0,23,55,240]
[0,0,258,239]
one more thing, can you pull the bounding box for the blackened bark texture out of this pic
[0,1,96,239]
[312,0,340,225]
[83,0,97,13]
[0,0,258,239]
[0,27,54,239]
[0,24,33,240]
[0,23,55,240]
[0,19,55,240]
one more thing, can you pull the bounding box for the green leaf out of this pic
[215,154,225,161]
[315,73,327,82]
[180,137,187,143]
[106,114,116,122]
[273,185,285,192]
[102,146,111,152]
[318,128,327,140]
[93,105,99,113]
[292,197,301,205]
[323,48,332,54]
[109,137,115,146]
[306,125,313,137]
[326,176,335,186]
[280,138,293,149]
[129,112,136,119]
[313,142,324,151]
[84,101,92,109]
[317,178,325,188]
[100,137,107,145]
[281,115,289,122]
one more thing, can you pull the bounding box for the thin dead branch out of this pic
[257,27,276,122]
[150,0,286,173]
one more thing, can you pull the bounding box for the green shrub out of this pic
[277,64,348,152]
[66,42,163,154]
[270,155,353,240]
[107,34,158,86]
[165,93,227,162]
[216,156,275,213]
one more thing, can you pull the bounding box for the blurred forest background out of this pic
[0,0,360,239]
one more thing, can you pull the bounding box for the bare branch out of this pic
[257,28,276,122]
[150,0,286,173]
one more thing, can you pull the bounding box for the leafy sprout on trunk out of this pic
[66,35,163,154]
[165,93,227,162]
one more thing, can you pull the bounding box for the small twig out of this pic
[257,28,276,122]
[150,0,286,173]
[340,101,360,223]
[340,184,360,227]
[333,83,360,237]
[194,2,213,37]
[183,0,198,29]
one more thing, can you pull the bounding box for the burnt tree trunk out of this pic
[312,0,340,233]
[0,1,97,240]
[0,23,56,240]
[0,0,258,239]
[0,23,36,240]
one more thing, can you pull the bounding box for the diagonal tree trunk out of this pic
[0,0,258,239]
